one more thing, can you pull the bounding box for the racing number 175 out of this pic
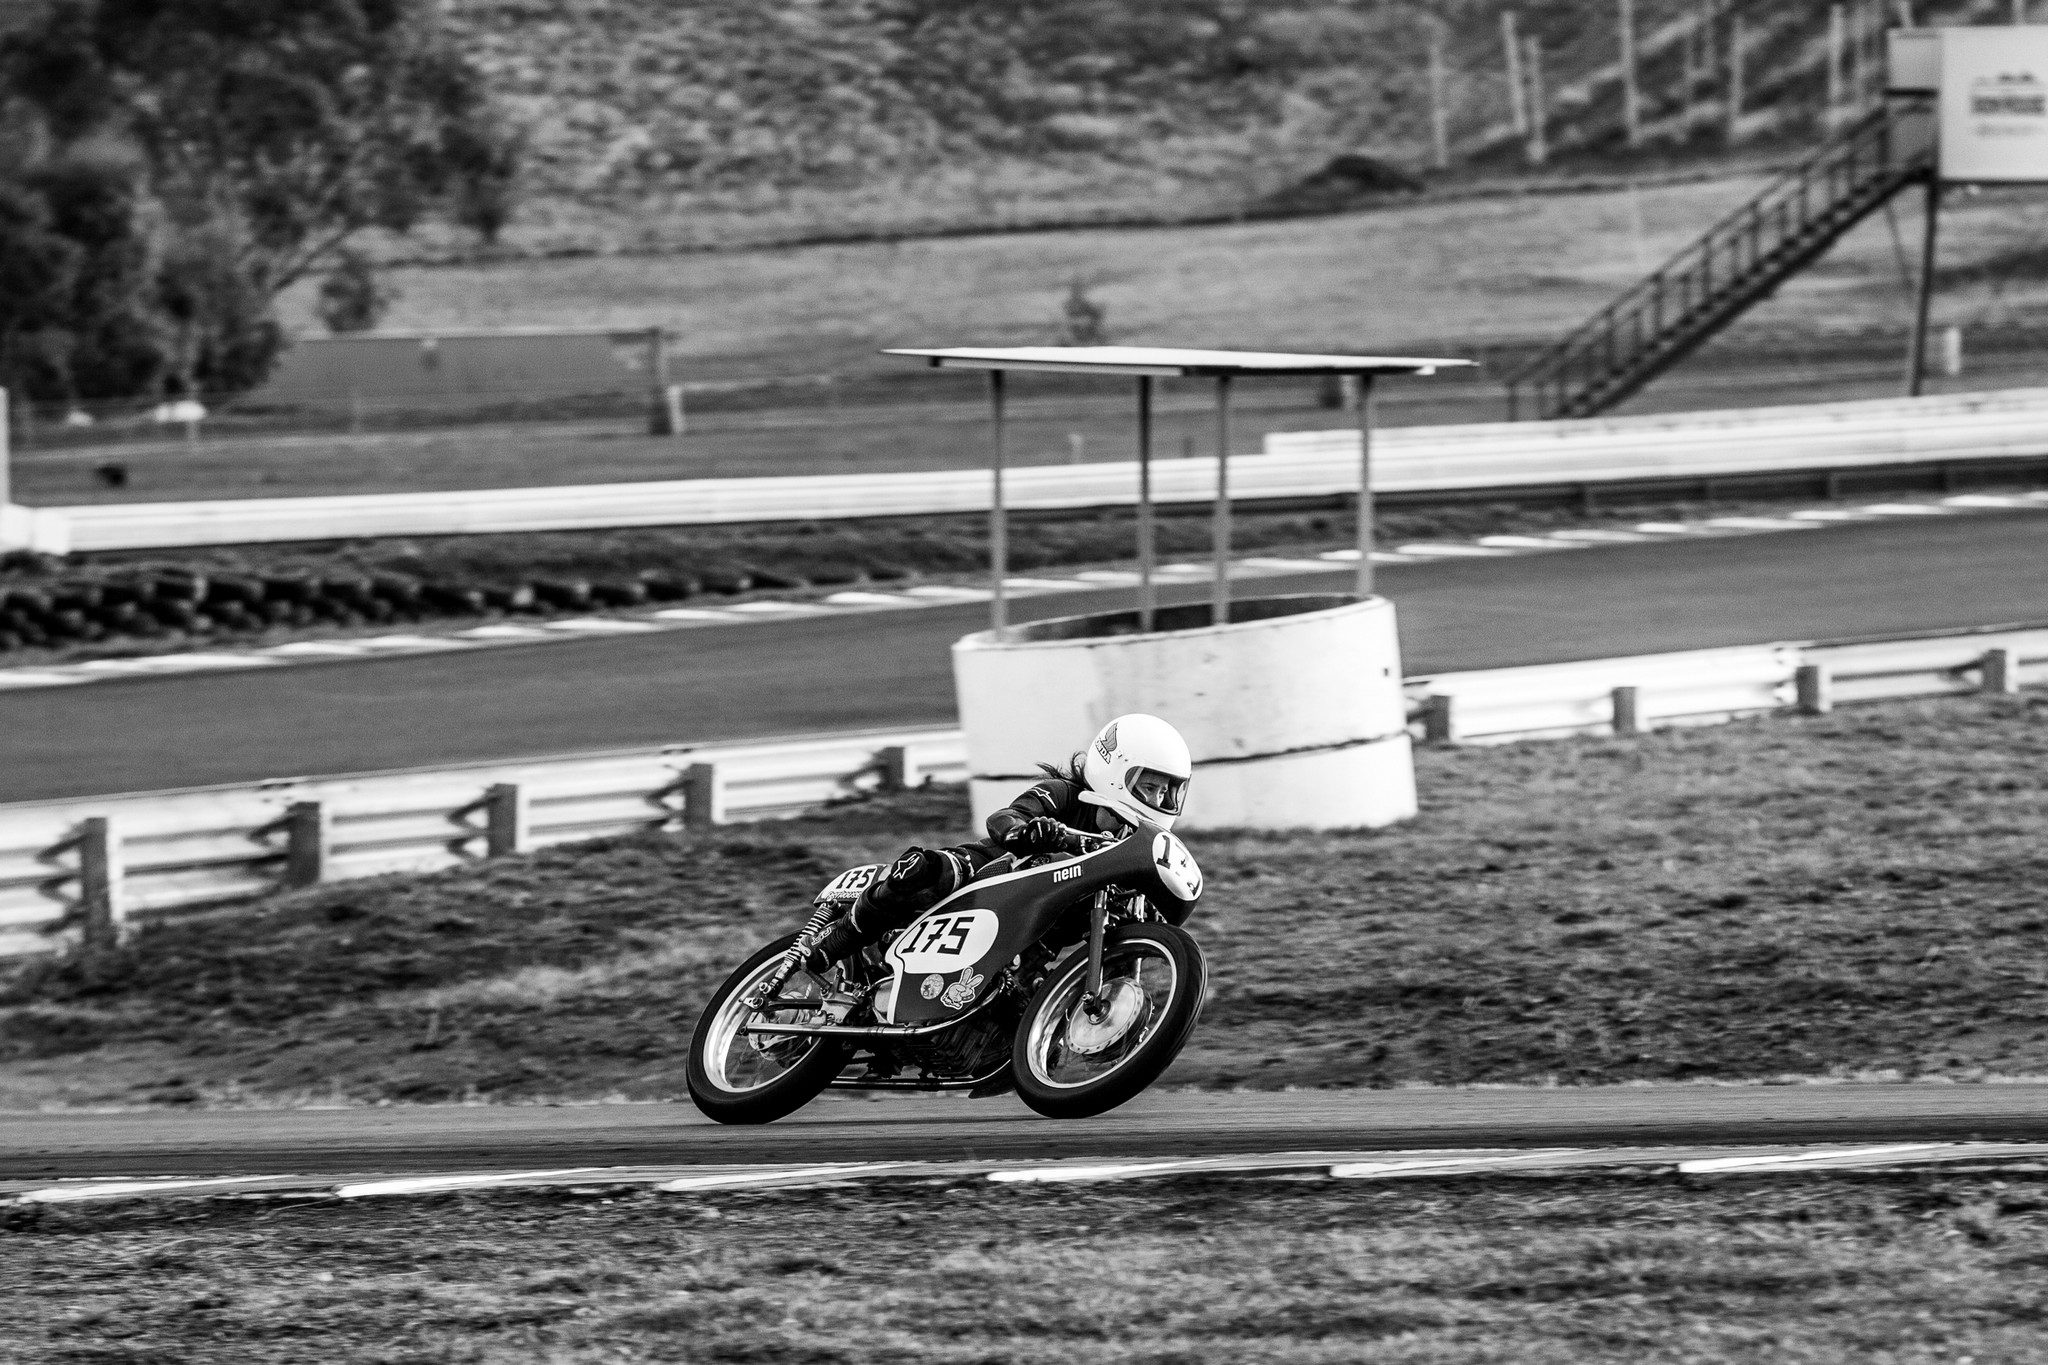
[913,915,973,956]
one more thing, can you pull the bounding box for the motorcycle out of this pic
[687,819,1208,1124]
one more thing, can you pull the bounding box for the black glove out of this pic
[1004,816,1071,855]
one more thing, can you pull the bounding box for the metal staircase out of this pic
[1505,105,1936,421]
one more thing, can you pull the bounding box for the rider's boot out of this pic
[802,846,965,972]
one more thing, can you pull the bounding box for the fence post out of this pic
[0,388,10,517]
[647,327,681,436]
[1795,663,1833,715]
[1420,694,1456,746]
[1523,36,1548,166]
[78,815,125,952]
[485,782,529,855]
[1981,648,2019,695]
[1611,685,1642,736]
[878,745,916,791]
[284,800,330,889]
[683,762,726,829]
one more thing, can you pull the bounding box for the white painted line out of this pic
[1677,1144,1949,1174]
[1395,543,1514,557]
[140,652,285,670]
[263,641,379,657]
[988,1160,1214,1184]
[1001,578,1090,590]
[652,608,740,622]
[70,658,180,673]
[351,635,465,651]
[1633,522,1696,533]
[905,585,993,601]
[22,1175,287,1204]
[1547,529,1647,543]
[455,624,553,639]
[541,618,661,632]
[1788,509,1868,521]
[1477,535,1581,549]
[652,1164,903,1193]
[726,601,829,615]
[1075,570,1142,584]
[1241,557,1342,572]
[1330,1149,1590,1179]
[823,591,922,606]
[338,1167,613,1198]
[1943,494,2029,508]
[1319,549,1360,561]
[1155,563,1211,575]
[1702,517,1818,531]
[1859,503,1953,515]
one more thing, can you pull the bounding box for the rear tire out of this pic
[688,934,850,1125]
[1011,923,1206,1120]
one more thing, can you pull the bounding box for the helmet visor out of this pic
[1126,766,1188,816]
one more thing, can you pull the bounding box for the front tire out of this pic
[688,934,850,1125]
[1012,923,1206,1120]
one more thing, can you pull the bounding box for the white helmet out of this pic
[1079,713,1192,831]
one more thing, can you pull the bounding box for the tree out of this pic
[316,249,395,334]
[0,0,519,401]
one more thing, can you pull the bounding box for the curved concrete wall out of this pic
[952,594,1415,832]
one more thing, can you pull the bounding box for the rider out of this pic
[803,713,1192,971]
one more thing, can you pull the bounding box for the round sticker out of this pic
[890,908,1001,974]
[1151,833,1203,901]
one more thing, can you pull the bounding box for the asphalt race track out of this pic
[5,1085,2047,1181]
[2,509,2045,801]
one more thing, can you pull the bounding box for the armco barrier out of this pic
[21,387,2048,552]
[1,625,2042,958]
[0,727,964,959]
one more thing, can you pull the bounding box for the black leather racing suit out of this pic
[807,773,1100,966]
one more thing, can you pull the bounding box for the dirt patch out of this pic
[6,1173,2048,1362]
[5,694,2048,1106]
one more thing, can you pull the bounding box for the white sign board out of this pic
[1940,27,2048,182]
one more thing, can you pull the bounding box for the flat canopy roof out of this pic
[883,345,1475,377]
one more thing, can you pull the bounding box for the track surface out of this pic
[3,510,2046,801]
[6,1085,2047,1180]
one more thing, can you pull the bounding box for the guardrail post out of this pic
[284,800,330,888]
[1981,648,2019,695]
[683,762,726,829]
[1795,663,1833,715]
[485,782,529,855]
[1420,694,1455,746]
[78,815,126,952]
[1610,686,1641,736]
[878,745,915,791]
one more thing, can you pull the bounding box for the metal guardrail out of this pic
[1407,627,2048,745]
[0,727,965,959]
[15,388,2048,553]
[1,625,2041,959]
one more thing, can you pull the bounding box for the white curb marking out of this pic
[337,1167,614,1198]
[21,1175,289,1203]
[1676,1144,1949,1174]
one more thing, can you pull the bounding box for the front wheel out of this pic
[688,934,850,1125]
[1012,923,1206,1120]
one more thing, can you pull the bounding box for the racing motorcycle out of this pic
[687,820,1208,1124]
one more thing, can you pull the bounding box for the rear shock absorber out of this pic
[741,901,837,1010]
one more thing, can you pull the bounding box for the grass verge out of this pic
[3,693,2046,1107]
[7,1172,2048,1362]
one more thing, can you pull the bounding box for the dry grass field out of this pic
[285,176,2048,387]
[4,692,2045,1108]
[8,1172,2048,1363]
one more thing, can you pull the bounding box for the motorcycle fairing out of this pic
[878,824,1199,1026]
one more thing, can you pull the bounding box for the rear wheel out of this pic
[688,934,850,1125]
[1012,923,1206,1120]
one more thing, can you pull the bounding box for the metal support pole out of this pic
[1355,374,1377,597]
[1136,375,1156,631]
[1502,11,1527,137]
[1428,32,1451,170]
[1907,179,1941,397]
[1726,10,1744,144]
[0,388,10,513]
[1619,0,1641,149]
[1524,36,1548,165]
[989,370,1008,635]
[1211,375,1232,625]
[1828,4,1846,119]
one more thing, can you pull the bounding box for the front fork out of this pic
[741,901,835,1011]
[1080,890,1109,1018]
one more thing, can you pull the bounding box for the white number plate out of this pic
[888,908,1000,974]
[815,864,882,904]
[1152,833,1203,900]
